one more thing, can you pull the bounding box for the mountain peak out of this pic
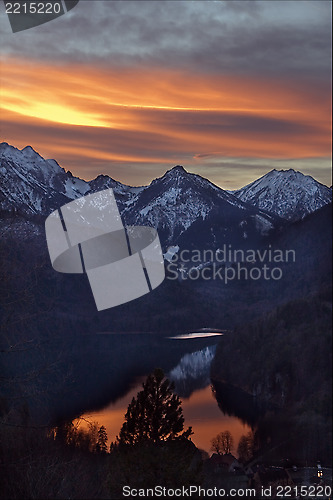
[0,142,19,156]
[21,145,36,152]
[233,168,332,221]
[268,168,298,176]
[21,145,40,158]
[1,142,331,225]
[152,165,189,186]
[166,165,188,176]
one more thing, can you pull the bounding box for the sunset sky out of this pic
[0,1,331,189]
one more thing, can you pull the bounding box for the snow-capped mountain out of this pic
[0,143,86,214]
[0,143,279,248]
[232,169,332,221]
[1,142,330,250]
[0,143,135,215]
[120,165,279,245]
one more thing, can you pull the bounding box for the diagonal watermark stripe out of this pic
[45,188,165,310]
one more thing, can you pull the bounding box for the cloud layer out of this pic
[0,1,331,187]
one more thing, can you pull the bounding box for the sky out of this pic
[0,0,331,189]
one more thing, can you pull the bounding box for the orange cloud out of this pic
[1,57,331,185]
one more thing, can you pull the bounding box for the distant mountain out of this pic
[0,142,88,215]
[0,143,280,249]
[121,165,279,247]
[1,142,331,250]
[232,168,332,221]
[0,142,134,216]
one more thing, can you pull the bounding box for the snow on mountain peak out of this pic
[159,165,188,182]
[1,142,331,240]
[168,165,187,174]
[0,142,90,214]
[0,142,141,216]
[232,168,331,221]
[46,159,64,174]
[21,145,40,157]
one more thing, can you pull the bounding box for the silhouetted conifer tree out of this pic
[97,425,108,453]
[117,368,192,446]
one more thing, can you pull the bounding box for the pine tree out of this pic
[97,425,108,453]
[117,368,192,446]
[108,370,200,495]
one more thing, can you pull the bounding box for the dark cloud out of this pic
[1,113,185,165]
[135,108,319,136]
[1,1,331,78]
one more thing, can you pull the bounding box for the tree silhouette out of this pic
[237,431,254,463]
[211,430,234,455]
[109,370,200,494]
[117,368,192,446]
[97,425,108,453]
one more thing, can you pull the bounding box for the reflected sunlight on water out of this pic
[167,332,224,339]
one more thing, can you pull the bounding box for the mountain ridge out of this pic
[1,142,331,248]
[0,142,277,248]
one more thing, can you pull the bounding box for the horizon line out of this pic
[0,140,331,190]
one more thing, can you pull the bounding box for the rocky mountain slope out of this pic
[0,143,281,248]
[232,168,331,221]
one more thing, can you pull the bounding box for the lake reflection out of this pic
[80,383,251,455]
[167,332,224,340]
[47,331,252,456]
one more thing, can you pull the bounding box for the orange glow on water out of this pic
[79,384,251,455]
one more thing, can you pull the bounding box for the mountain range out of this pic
[0,142,331,250]
[0,141,332,334]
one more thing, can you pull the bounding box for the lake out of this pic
[76,331,251,455]
[4,326,328,464]
[79,384,251,455]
